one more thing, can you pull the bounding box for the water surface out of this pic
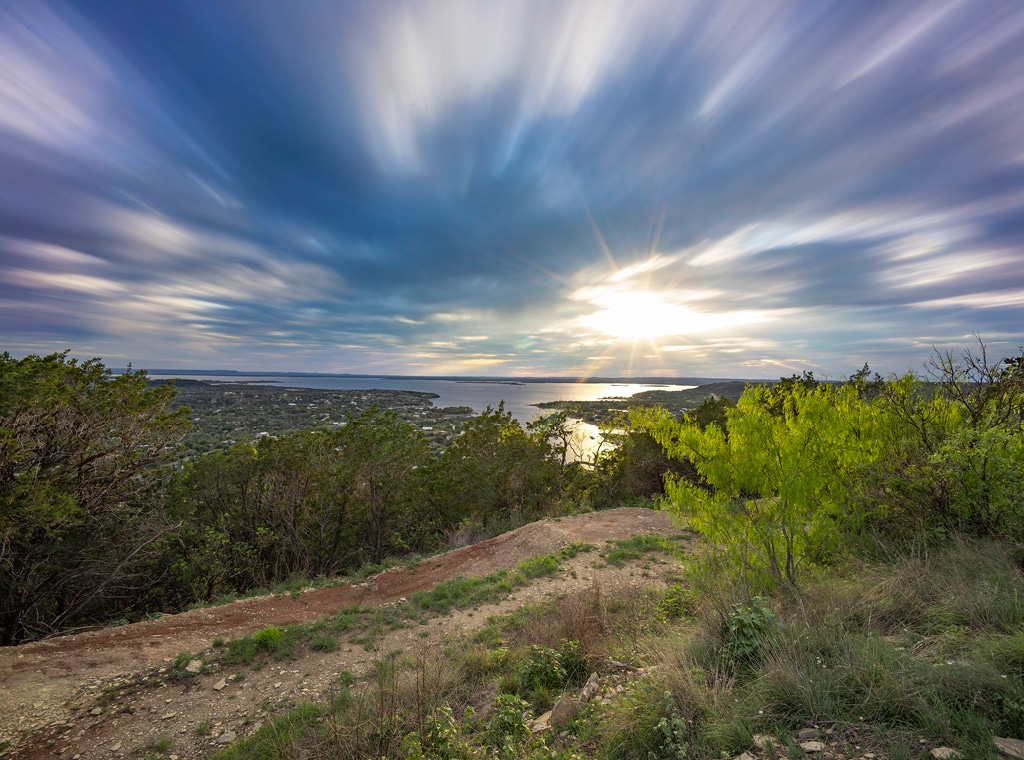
[149,375,695,425]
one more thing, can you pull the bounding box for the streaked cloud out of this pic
[2,0,1023,376]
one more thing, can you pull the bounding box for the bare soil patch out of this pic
[0,508,684,759]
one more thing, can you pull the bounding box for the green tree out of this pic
[164,429,350,600]
[336,407,429,564]
[164,408,429,598]
[432,403,557,527]
[0,352,190,643]
[639,382,886,589]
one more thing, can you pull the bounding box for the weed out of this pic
[720,598,782,668]
[309,634,338,653]
[602,534,682,567]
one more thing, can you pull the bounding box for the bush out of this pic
[720,598,782,668]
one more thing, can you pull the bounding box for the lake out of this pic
[148,375,696,426]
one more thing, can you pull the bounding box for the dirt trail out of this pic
[0,508,684,759]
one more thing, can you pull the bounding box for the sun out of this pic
[579,291,761,342]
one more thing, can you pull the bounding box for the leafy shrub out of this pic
[658,585,694,621]
[486,693,532,745]
[251,624,284,649]
[720,598,781,668]
[402,705,477,760]
[518,644,566,693]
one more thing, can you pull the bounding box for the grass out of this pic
[595,537,1024,760]
[189,554,431,612]
[137,734,173,758]
[210,543,594,669]
[600,533,691,567]
[204,535,1024,760]
[214,703,325,760]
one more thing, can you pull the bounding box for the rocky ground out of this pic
[2,508,1011,760]
[0,509,682,759]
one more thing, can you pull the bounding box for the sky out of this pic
[2,0,1023,379]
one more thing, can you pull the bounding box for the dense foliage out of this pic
[640,344,1024,592]
[0,353,688,641]
[4,342,1023,649]
[0,352,190,644]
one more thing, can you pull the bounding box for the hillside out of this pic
[0,509,683,759]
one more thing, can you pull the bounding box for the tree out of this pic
[0,352,190,643]
[336,407,429,564]
[164,430,350,600]
[640,382,885,589]
[432,403,558,527]
[164,408,430,597]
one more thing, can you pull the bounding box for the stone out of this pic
[217,731,237,745]
[212,678,227,691]
[800,740,825,752]
[996,737,1024,760]
[798,727,819,740]
[580,672,600,702]
[110,741,122,752]
[752,734,774,749]
[550,694,577,727]
[185,659,203,674]
[931,749,960,759]
[735,753,756,760]
[529,711,552,733]
[161,711,176,720]
[89,707,102,716]
[608,658,638,671]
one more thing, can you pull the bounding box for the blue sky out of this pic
[2,0,1023,378]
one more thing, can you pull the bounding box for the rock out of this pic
[996,737,1024,759]
[931,749,960,759]
[110,741,122,752]
[580,672,600,702]
[550,694,577,727]
[213,678,227,691]
[161,711,177,720]
[217,731,237,745]
[798,727,819,740]
[752,734,774,749]
[735,753,756,760]
[800,740,825,752]
[529,711,552,733]
[89,707,102,716]
[185,659,203,674]
[608,658,639,672]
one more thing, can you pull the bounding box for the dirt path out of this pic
[0,508,684,759]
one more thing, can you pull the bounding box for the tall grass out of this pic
[219,537,1024,760]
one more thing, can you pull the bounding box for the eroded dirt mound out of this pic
[0,508,682,759]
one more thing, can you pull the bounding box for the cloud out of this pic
[2,0,1024,375]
